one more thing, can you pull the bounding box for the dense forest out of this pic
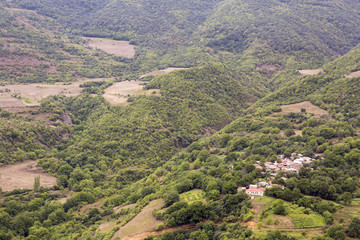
[1,0,360,239]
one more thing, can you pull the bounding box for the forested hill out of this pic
[254,47,360,127]
[0,3,130,83]
[6,0,360,70]
[44,64,258,170]
[6,0,220,44]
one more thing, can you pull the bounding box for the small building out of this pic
[237,187,246,191]
[266,184,285,190]
[257,181,268,187]
[246,188,264,197]
[249,184,258,189]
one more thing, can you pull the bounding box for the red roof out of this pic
[246,188,264,192]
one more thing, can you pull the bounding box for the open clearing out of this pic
[139,67,187,79]
[0,82,85,108]
[0,160,57,191]
[345,70,360,78]
[334,205,360,225]
[298,69,324,75]
[80,198,105,214]
[112,199,164,240]
[0,78,116,109]
[279,101,329,118]
[83,37,136,58]
[102,80,144,105]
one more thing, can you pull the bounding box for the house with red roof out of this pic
[245,188,264,196]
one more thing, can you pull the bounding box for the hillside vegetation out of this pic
[1,1,360,240]
[0,3,128,83]
[5,0,360,76]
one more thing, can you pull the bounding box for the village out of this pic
[239,153,316,197]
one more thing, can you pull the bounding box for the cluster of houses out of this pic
[239,153,315,197]
[253,153,314,176]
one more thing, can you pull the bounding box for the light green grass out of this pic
[350,198,360,206]
[180,189,205,203]
[253,196,276,206]
[289,213,325,228]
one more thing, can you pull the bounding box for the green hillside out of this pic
[255,48,360,127]
[1,1,360,240]
[44,64,258,174]
[0,3,128,83]
[6,0,360,73]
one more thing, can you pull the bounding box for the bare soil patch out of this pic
[97,204,137,234]
[0,78,110,108]
[102,80,144,105]
[256,64,279,71]
[0,160,57,191]
[83,37,136,58]
[139,67,187,79]
[59,192,72,204]
[112,199,164,240]
[80,198,105,214]
[0,95,25,108]
[280,101,329,118]
[298,69,324,75]
[345,70,360,78]
[98,221,118,233]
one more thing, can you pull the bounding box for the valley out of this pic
[0,0,360,240]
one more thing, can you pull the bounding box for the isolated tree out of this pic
[33,176,41,192]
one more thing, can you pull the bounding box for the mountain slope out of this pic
[7,0,360,72]
[0,3,128,83]
[254,47,360,127]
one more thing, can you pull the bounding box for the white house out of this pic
[246,188,264,197]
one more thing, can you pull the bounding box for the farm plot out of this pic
[0,82,83,108]
[279,101,329,118]
[0,160,57,191]
[298,69,324,75]
[112,199,164,240]
[83,37,136,58]
[289,213,325,228]
[139,67,187,79]
[102,80,144,105]
[345,70,360,78]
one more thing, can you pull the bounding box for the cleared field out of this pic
[256,64,279,71]
[298,69,324,75]
[0,82,83,108]
[345,70,360,78]
[80,198,105,214]
[112,199,164,240]
[139,67,187,79]
[334,206,360,225]
[102,80,144,105]
[0,160,57,191]
[0,78,115,109]
[280,101,329,118]
[83,37,136,58]
[289,213,325,228]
